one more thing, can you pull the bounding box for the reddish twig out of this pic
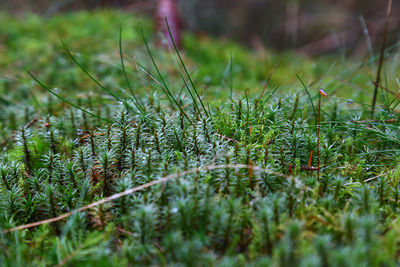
[371,0,392,116]
[317,89,328,181]
[216,133,239,143]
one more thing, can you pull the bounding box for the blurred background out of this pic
[1,0,399,56]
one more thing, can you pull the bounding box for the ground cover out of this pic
[1,10,400,266]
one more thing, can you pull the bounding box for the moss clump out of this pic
[1,10,400,266]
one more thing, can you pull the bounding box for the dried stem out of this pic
[371,0,392,116]
[2,163,291,234]
[317,93,321,181]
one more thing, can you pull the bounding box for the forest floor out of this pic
[1,10,400,266]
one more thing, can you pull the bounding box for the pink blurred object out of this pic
[155,0,182,49]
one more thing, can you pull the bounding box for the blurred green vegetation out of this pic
[2,0,400,53]
[2,10,399,108]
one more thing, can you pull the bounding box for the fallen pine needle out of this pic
[2,163,290,234]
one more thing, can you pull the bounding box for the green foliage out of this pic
[1,10,400,267]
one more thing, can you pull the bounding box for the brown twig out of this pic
[371,0,392,117]
[344,174,382,186]
[364,174,382,183]
[79,132,107,143]
[25,118,38,129]
[351,119,398,124]
[317,89,327,181]
[257,64,277,101]
[317,94,321,181]
[346,161,360,176]
[116,227,134,236]
[301,166,319,171]
[215,133,239,143]
[2,164,291,234]
[371,81,396,96]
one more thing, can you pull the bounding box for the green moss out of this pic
[1,10,400,267]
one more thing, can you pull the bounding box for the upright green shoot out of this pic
[297,74,317,124]
[119,25,146,116]
[140,27,192,124]
[27,70,111,123]
[165,17,209,118]
[60,38,122,102]
[177,70,203,119]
